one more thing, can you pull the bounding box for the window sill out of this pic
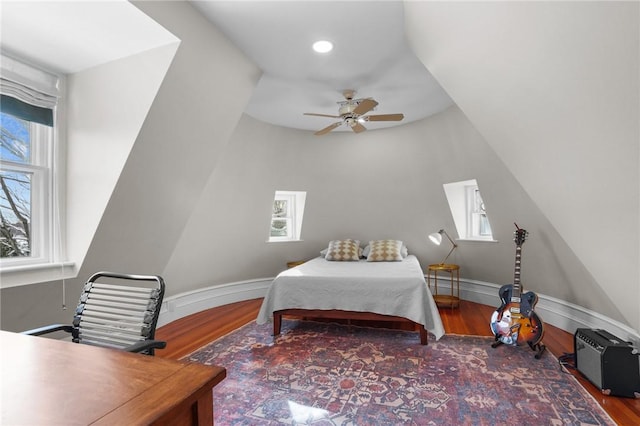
[457,238,499,243]
[0,261,76,289]
[266,239,305,243]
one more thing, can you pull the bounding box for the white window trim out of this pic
[466,185,493,240]
[267,190,307,242]
[270,193,295,242]
[1,125,51,265]
[0,54,72,287]
[443,179,496,242]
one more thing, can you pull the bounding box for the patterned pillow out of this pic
[363,242,408,258]
[366,240,404,262]
[324,239,361,261]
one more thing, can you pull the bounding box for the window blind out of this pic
[0,54,59,126]
[1,94,53,126]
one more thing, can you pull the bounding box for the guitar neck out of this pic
[512,245,522,298]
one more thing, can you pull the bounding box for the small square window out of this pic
[268,191,306,242]
[442,179,494,241]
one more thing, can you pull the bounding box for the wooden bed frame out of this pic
[273,309,429,345]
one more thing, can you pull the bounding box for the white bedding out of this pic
[257,255,445,340]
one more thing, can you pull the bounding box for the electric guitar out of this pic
[490,224,544,352]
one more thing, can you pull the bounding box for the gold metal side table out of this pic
[427,263,460,308]
[286,260,307,269]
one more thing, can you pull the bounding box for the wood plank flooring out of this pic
[156,298,640,425]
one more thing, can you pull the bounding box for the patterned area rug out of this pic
[185,320,614,425]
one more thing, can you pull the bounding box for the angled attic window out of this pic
[268,190,306,242]
[443,179,494,241]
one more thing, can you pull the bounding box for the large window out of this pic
[0,55,61,267]
[443,179,494,241]
[268,190,307,242]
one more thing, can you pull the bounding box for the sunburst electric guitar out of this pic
[490,224,546,358]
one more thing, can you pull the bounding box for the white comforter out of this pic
[257,255,445,340]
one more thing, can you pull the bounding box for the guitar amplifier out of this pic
[574,328,640,397]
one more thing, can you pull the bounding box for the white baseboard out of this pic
[158,276,640,345]
[157,278,271,327]
[457,278,640,346]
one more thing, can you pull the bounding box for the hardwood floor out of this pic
[156,298,640,425]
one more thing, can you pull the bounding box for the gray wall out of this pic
[406,1,639,332]
[0,0,260,330]
[162,106,621,325]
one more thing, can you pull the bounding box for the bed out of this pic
[257,244,445,344]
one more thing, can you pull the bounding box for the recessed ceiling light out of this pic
[312,40,333,53]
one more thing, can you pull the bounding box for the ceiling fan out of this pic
[304,90,404,135]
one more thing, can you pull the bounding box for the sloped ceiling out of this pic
[405,1,640,331]
[0,0,178,74]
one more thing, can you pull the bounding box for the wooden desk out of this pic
[0,330,226,425]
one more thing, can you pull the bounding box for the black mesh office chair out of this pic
[23,272,166,355]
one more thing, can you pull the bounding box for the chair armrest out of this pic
[124,339,167,354]
[22,324,74,336]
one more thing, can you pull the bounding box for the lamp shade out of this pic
[429,228,457,265]
[428,231,443,245]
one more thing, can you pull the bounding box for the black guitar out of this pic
[490,224,545,358]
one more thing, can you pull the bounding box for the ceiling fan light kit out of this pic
[304,90,404,135]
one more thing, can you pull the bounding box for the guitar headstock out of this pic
[513,223,528,246]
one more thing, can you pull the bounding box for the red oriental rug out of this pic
[185,319,615,425]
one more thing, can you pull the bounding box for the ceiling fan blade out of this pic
[304,112,341,118]
[351,122,367,133]
[315,122,342,136]
[352,98,378,116]
[364,113,404,122]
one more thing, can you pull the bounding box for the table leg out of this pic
[195,389,213,425]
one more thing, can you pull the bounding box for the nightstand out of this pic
[427,263,460,308]
[286,260,307,269]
